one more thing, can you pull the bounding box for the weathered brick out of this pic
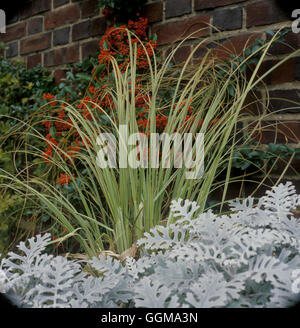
[27,53,42,69]
[81,0,98,18]
[269,89,300,114]
[54,0,70,8]
[142,2,163,23]
[211,33,262,61]
[166,0,192,19]
[44,45,79,67]
[213,7,243,32]
[32,0,51,15]
[193,41,216,60]
[175,46,192,62]
[246,58,295,86]
[28,17,43,35]
[90,17,106,37]
[72,21,91,41]
[20,0,50,18]
[82,39,99,59]
[246,60,271,85]
[246,0,287,28]
[195,0,245,10]
[167,45,192,62]
[0,22,26,43]
[268,31,300,55]
[20,3,33,20]
[252,121,300,144]
[20,33,51,55]
[6,41,18,58]
[242,91,263,115]
[270,157,300,176]
[53,27,70,46]
[269,58,295,85]
[45,4,80,30]
[152,14,210,46]
[54,69,67,84]
[295,57,300,81]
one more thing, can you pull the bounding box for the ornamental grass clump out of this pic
[0,26,299,257]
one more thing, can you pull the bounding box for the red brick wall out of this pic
[145,0,300,187]
[0,0,106,77]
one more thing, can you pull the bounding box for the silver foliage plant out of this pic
[1,182,300,308]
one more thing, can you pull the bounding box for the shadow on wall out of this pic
[275,0,297,17]
[0,0,296,21]
[1,0,31,22]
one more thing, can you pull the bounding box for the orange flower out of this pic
[56,173,75,186]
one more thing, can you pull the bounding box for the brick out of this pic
[44,45,79,67]
[27,53,42,69]
[246,0,287,28]
[72,21,91,41]
[246,58,295,86]
[269,58,295,85]
[53,27,70,46]
[246,60,270,85]
[142,2,163,23]
[82,39,99,58]
[28,17,43,35]
[242,91,263,115]
[270,157,300,176]
[213,7,243,32]
[269,89,300,114]
[54,0,70,8]
[166,0,191,19]
[81,0,98,18]
[195,0,245,10]
[252,121,300,144]
[0,22,26,43]
[54,70,67,84]
[20,33,51,55]
[90,17,106,37]
[167,45,192,62]
[45,4,80,30]
[32,0,51,15]
[20,3,33,20]
[193,41,216,59]
[173,46,191,62]
[152,14,210,46]
[295,57,300,81]
[211,33,262,62]
[6,41,18,58]
[268,31,300,55]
